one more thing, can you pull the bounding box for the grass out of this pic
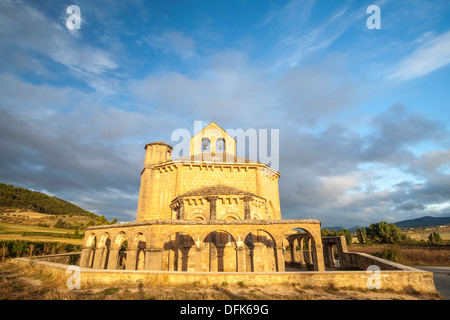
[0,222,76,235]
[0,261,443,300]
[0,222,83,245]
[348,244,450,266]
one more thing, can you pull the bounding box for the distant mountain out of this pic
[349,226,365,233]
[322,226,344,232]
[393,216,450,229]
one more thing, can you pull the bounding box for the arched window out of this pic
[216,138,225,152]
[202,138,210,152]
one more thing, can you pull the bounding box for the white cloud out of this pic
[146,31,196,60]
[0,1,118,86]
[388,30,450,81]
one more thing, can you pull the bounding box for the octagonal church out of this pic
[80,122,325,272]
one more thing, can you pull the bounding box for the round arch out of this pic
[281,225,322,271]
[243,229,278,272]
[162,231,196,271]
[202,229,237,272]
[190,213,207,220]
[222,213,241,221]
[85,233,97,248]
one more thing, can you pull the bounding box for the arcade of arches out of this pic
[80,220,325,272]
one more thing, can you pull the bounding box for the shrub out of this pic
[366,221,407,244]
[428,232,443,245]
[374,248,401,262]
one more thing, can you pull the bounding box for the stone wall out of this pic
[321,236,415,271]
[33,252,81,265]
[137,162,281,221]
[12,258,437,294]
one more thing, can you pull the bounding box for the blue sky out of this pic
[0,0,449,228]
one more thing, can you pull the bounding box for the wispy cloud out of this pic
[0,1,118,90]
[388,30,450,81]
[146,31,196,60]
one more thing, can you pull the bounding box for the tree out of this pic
[338,229,352,245]
[428,232,443,245]
[366,221,406,244]
[54,218,66,229]
[356,227,366,244]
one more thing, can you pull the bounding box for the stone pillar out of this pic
[92,247,105,269]
[236,246,245,272]
[107,248,120,270]
[209,243,218,272]
[306,238,312,264]
[312,243,325,271]
[80,247,92,268]
[298,238,305,265]
[125,248,138,270]
[208,196,218,220]
[252,243,265,271]
[243,197,251,220]
[216,244,225,272]
[246,246,253,272]
[195,244,203,272]
[179,199,185,220]
[288,238,295,263]
[275,246,285,272]
[145,248,163,271]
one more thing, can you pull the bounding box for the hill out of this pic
[0,182,115,224]
[393,216,450,229]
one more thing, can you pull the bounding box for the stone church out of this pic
[80,122,325,272]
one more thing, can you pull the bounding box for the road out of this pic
[415,266,450,300]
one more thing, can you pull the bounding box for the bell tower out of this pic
[136,141,173,221]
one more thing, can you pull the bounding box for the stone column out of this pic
[312,243,325,271]
[125,248,138,270]
[80,247,92,268]
[107,248,120,270]
[252,243,265,271]
[216,244,225,272]
[209,243,218,272]
[288,238,295,263]
[208,196,218,220]
[243,197,252,220]
[195,244,203,272]
[298,238,305,265]
[275,246,285,272]
[92,247,105,269]
[306,237,312,264]
[145,248,163,271]
[246,246,253,272]
[236,246,245,272]
[179,199,185,220]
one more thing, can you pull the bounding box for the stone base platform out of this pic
[12,257,437,294]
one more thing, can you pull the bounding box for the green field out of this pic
[0,222,83,245]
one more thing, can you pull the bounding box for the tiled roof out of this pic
[178,184,257,197]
